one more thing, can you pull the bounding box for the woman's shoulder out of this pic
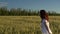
[42,19,49,23]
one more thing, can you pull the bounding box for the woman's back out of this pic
[41,19,52,34]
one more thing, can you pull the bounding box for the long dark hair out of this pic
[40,10,49,21]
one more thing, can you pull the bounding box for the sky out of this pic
[0,0,60,13]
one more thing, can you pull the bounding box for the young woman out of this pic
[40,10,52,34]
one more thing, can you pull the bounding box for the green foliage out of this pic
[0,7,39,16]
[0,7,60,16]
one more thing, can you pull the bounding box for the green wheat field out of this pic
[0,16,60,34]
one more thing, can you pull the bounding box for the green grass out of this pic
[0,16,60,34]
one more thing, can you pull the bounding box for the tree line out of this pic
[0,7,60,16]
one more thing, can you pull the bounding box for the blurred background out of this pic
[0,0,60,34]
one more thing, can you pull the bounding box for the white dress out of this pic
[41,19,52,34]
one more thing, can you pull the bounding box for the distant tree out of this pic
[0,7,9,16]
[0,7,60,16]
[17,8,22,16]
